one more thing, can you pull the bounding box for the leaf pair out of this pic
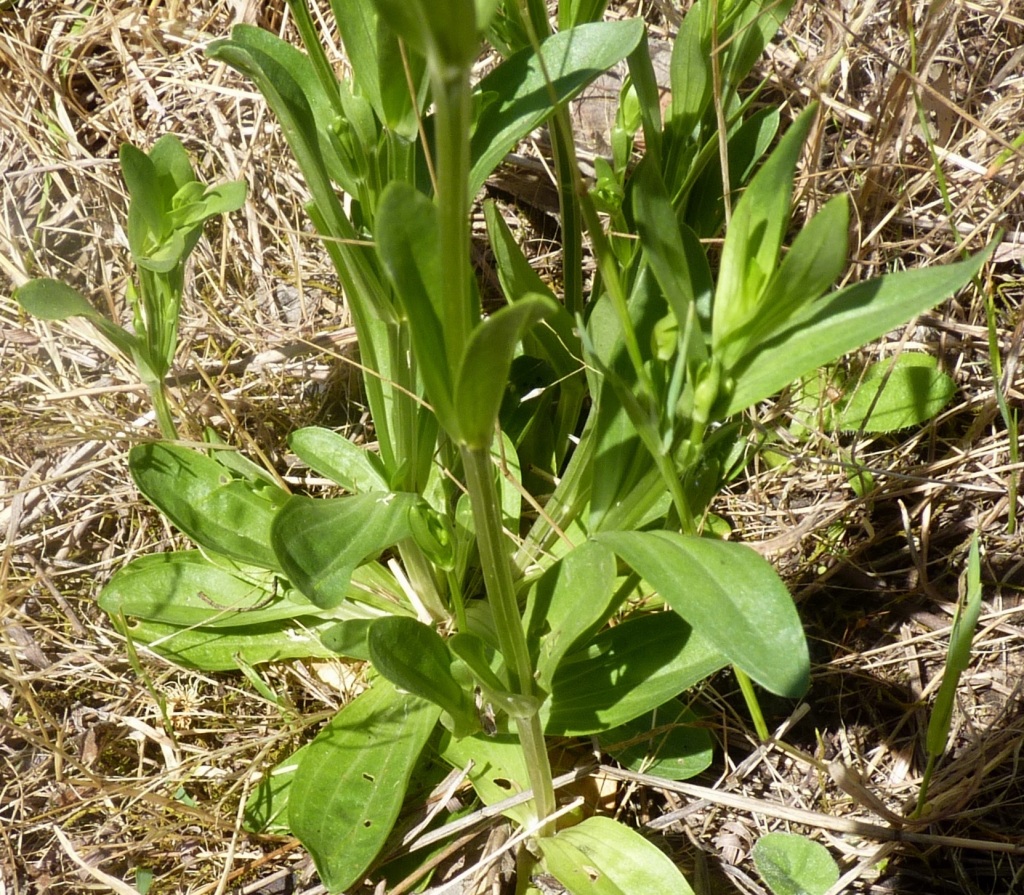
[120,135,246,273]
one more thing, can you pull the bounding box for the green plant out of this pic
[15,134,246,438]
[28,0,998,891]
[915,533,984,817]
[753,832,840,895]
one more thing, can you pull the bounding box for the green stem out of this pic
[914,754,937,819]
[735,667,769,742]
[433,68,478,369]
[148,382,178,440]
[462,445,557,833]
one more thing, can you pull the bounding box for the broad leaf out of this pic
[523,540,619,690]
[272,491,420,609]
[597,531,809,698]
[368,617,478,736]
[319,618,374,660]
[539,816,695,895]
[289,679,440,893]
[130,443,289,570]
[289,426,389,492]
[115,614,341,670]
[598,701,713,781]
[97,551,313,629]
[721,243,995,416]
[15,278,140,360]
[835,353,956,433]
[469,19,644,194]
[439,731,535,827]
[752,833,839,895]
[543,612,726,735]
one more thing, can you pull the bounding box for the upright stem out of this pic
[462,445,557,832]
[433,68,478,367]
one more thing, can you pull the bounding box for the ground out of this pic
[1,1,1023,893]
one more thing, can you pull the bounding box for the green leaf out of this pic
[598,701,713,781]
[332,0,425,136]
[319,618,374,660]
[721,243,995,417]
[722,193,849,367]
[97,551,314,629]
[119,142,165,240]
[15,278,140,359]
[439,731,535,827]
[713,105,818,354]
[454,293,558,448]
[16,277,104,321]
[927,534,983,757]
[539,816,695,895]
[752,833,839,895]
[543,612,726,735]
[271,491,420,608]
[116,614,341,670]
[597,531,809,698]
[130,443,289,570]
[288,679,440,893]
[523,540,619,690]
[632,158,702,356]
[244,742,312,834]
[289,426,389,492]
[368,617,478,736]
[470,19,644,194]
[375,182,456,430]
[836,353,956,433]
[684,107,780,238]
[449,632,539,720]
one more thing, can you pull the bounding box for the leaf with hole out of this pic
[288,678,440,893]
[539,815,695,894]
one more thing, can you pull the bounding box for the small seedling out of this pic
[915,533,984,817]
[16,134,246,437]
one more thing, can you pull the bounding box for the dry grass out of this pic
[1,0,1022,893]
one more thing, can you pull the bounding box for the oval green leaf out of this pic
[752,832,839,895]
[271,491,420,608]
[543,612,726,735]
[368,617,478,736]
[97,551,313,629]
[130,443,289,569]
[597,531,809,698]
[598,701,713,781]
[836,353,956,433]
[454,293,559,448]
[289,679,440,893]
[539,816,695,895]
[289,426,389,492]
